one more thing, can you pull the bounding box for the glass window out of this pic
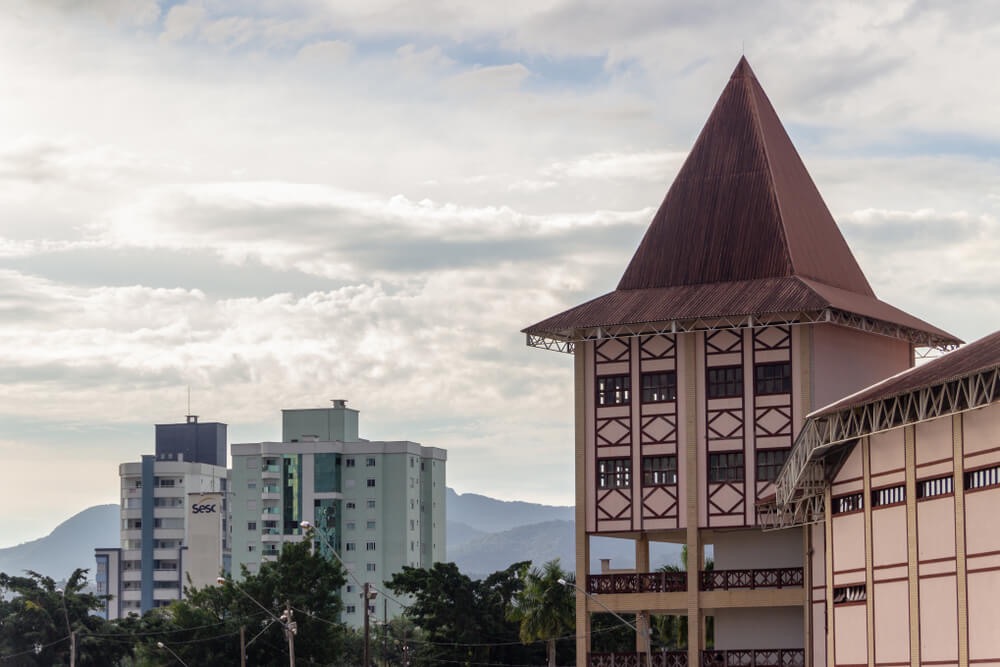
[366,563,377,572]
[597,375,630,406]
[641,371,677,403]
[345,542,356,552]
[247,522,257,531]
[642,456,677,485]
[366,478,376,488]
[707,366,742,399]
[755,362,791,395]
[708,452,744,483]
[597,458,631,489]
[366,457,376,467]
[366,520,376,530]
[756,449,789,482]
[366,541,376,551]
[345,458,355,468]
[367,499,376,509]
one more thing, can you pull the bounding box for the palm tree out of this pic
[652,546,714,649]
[508,560,575,667]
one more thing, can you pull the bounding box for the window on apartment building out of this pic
[247,522,257,531]
[410,541,415,552]
[346,604,356,614]
[832,492,864,514]
[366,563,377,572]
[597,374,630,406]
[346,521,356,530]
[707,366,743,399]
[872,484,905,507]
[965,465,1000,491]
[346,585,354,593]
[125,519,142,530]
[346,501,356,510]
[154,497,184,507]
[641,371,677,403]
[409,519,415,530]
[345,458,355,467]
[708,452,744,483]
[248,481,257,490]
[642,456,677,486]
[756,449,790,482]
[917,475,954,499]
[366,520,376,530]
[366,541,376,551]
[345,542,356,552]
[366,478,376,488]
[754,362,791,395]
[155,477,176,488]
[367,499,376,509]
[410,457,415,468]
[366,458,376,467]
[597,458,631,489]
[248,545,256,552]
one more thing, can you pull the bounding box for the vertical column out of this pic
[803,525,813,667]
[575,347,591,667]
[952,415,968,667]
[684,333,702,667]
[862,437,874,667]
[141,455,155,614]
[636,535,650,654]
[824,487,834,667]
[904,425,920,667]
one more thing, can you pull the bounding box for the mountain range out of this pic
[0,489,680,582]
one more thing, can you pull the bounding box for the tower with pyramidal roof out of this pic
[524,57,959,667]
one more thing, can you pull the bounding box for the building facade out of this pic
[96,416,229,619]
[229,400,446,627]
[524,58,962,667]
[765,330,1000,667]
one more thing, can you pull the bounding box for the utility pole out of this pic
[383,597,388,667]
[363,583,371,667]
[240,625,246,667]
[69,631,75,667]
[282,601,296,667]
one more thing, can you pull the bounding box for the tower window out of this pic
[707,366,742,399]
[642,456,677,486]
[597,375,630,406]
[641,371,677,403]
[597,458,631,489]
[708,452,744,483]
[756,449,789,482]
[755,362,791,395]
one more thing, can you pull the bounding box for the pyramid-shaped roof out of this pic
[525,57,958,349]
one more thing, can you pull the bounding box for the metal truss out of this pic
[526,307,957,355]
[767,365,1000,529]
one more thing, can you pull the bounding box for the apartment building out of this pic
[524,57,961,667]
[229,400,446,627]
[96,416,229,619]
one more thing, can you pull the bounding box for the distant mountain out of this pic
[446,488,573,533]
[0,505,118,581]
[0,490,680,583]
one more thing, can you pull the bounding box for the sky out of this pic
[2,1,1000,548]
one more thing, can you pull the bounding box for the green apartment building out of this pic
[230,400,447,626]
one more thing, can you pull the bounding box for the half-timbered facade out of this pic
[524,58,960,667]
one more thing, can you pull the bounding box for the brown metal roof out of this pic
[618,57,872,294]
[524,57,959,347]
[815,329,1000,417]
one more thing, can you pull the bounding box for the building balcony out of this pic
[587,649,804,667]
[261,491,281,500]
[261,529,282,542]
[261,467,281,479]
[586,568,803,595]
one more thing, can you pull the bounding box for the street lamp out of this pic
[156,641,190,667]
[557,577,653,667]
[56,588,75,667]
[217,576,297,667]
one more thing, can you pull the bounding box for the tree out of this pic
[651,545,714,650]
[507,560,575,667]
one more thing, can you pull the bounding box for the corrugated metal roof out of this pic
[815,329,1000,416]
[524,57,958,347]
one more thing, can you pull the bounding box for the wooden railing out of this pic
[699,568,803,591]
[587,571,687,594]
[588,650,804,667]
[589,651,688,667]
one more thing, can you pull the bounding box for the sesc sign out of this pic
[191,498,218,514]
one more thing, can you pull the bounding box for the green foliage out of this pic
[507,559,575,667]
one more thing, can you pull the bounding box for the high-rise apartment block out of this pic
[229,400,446,627]
[96,416,229,620]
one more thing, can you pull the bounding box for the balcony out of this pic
[586,568,803,595]
[261,529,282,542]
[699,568,803,591]
[589,572,687,594]
[261,466,281,479]
[587,650,804,667]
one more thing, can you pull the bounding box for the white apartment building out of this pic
[229,400,446,627]
[96,416,229,619]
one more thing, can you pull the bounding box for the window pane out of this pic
[755,362,791,395]
[707,366,743,399]
[597,375,631,406]
[641,372,677,402]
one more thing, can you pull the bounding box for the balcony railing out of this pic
[588,572,687,594]
[700,649,804,667]
[588,650,804,667]
[699,568,803,591]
